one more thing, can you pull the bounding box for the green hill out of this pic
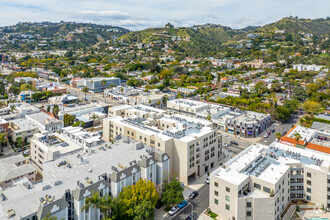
[119,25,232,56]
[254,17,330,35]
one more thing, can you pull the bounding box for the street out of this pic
[164,184,210,220]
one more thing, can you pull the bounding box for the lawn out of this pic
[208,211,218,219]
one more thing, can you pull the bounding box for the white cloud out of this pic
[0,0,329,30]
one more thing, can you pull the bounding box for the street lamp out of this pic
[187,203,194,218]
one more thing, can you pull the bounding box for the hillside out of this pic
[119,25,232,56]
[254,17,330,36]
[0,22,129,51]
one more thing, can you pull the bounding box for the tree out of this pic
[82,86,89,101]
[292,85,308,102]
[73,121,85,127]
[8,86,20,95]
[20,84,33,91]
[162,95,168,105]
[302,100,322,114]
[294,132,301,144]
[176,92,183,99]
[63,114,75,127]
[161,178,184,207]
[101,79,107,97]
[275,132,282,141]
[52,105,59,118]
[274,106,291,121]
[119,179,158,219]
[42,213,57,220]
[283,99,300,114]
[0,133,7,149]
[16,137,23,148]
[133,200,155,220]
[206,115,212,121]
[81,191,105,220]
[10,105,16,113]
[47,105,51,113]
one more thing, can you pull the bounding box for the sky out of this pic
[0,0,329,30]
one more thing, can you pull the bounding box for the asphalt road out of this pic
[165,184,210,220]
[259,113,299,145]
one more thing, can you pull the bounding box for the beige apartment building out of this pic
[0,155,37,189]
[209,142,330,220]
[103,105,223,185]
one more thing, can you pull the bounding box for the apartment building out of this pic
[0,135,169,220]
[225,111,272,137]
[209,142,330,220]
[108,104,166,119]
[293,64,327,72]
[126,89,174,106]
[103,109,222,185]
[8,118,39,142]
[0,155,37,189]
[167,99,230,119]
[30,126,99,172]
[76,77,121,93]
[0,117,9,133]
[26,112,63,133]
[57,103,108,120]
[281,125,330,154]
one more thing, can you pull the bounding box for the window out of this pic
[263,187,271,193]
[254,183,261,190]
[307,172,311,178]
[307,180,311,185]
[226,187,230,192]
[306,195,311,201]
[214,182,218,187]
[214,191,218,196]
[307,188,311,193]
[225,195,230,202]
[214,199,218,205]
[225,204,230,210]
[158,143,160,147]
[247,202,252,208]
[247,211,252,217]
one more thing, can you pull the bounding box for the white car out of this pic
[169,205,180,216]
[205,177,210,184]
[264,134,269,138]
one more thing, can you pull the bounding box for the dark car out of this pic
[317,136,327,140]
[282,131,287,136]
[185,213,198,220]
[189,191,199,199]
[230,141,238,146]
[270,129,275,133]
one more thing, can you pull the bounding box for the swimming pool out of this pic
[307,218,329,220]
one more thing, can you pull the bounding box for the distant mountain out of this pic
[254,17,330,36]
[118,25,232,56]
[0,22,129,51]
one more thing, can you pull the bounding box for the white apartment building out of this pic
[26,112,63,133]
[209,142,330,220]
[0,135,169,220]
[8,118,39,142]
[30,126,101,172]
[57,103,107,120]
[293,64,327,72]
[103,108,223,185]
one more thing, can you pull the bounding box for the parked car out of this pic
[230,141,238,146]
[169,205,180,216]
[317,136,327,140]
[282,131,287,136]
[185,213,198,220]
[205,177,210,184]
[270,129,275,133]
[264,134,269,138]
[178,200,188,209]
[222,142,228,147]
[189,191,199,199]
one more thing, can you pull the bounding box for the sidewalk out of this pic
[183,174,208,199]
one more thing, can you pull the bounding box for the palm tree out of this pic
[42,213,57,220]
[0,133,7,149]
[101,79,107,97]
[82,192,112,220]
[275,132,282,141]
[294,132,301,144]
[82,86,89,101]
[10,105,16,113]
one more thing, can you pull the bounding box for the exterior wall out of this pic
[0,171,36,189]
